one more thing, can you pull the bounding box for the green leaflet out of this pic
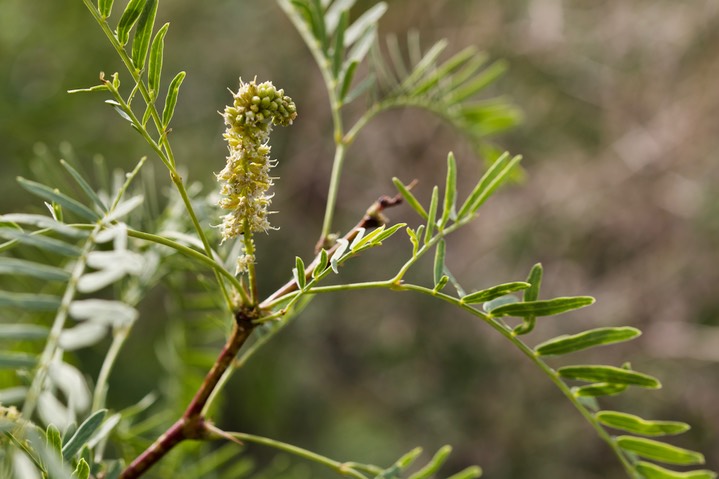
[440,152,457,228]
[339,60,359,102]
[573,382,628,397]
[535,326,641,356]
[635,461,717,479]
[482,294,519,313]
[116,0,146,46]
[62,409,107,460]
[0,291,62,311]
[596,411,689,437]
[401,39,448,91]
[307,0,328,52]
[46,423,63,455]
[558,365,661,389]
[424,186,439,244]
[456,153,522,220]
[371,223,405,244]
[489,296,595,317]
[458,100,522,136]
[525,263,544,301]
[313,249,329,278]
[17,177,100,222]
[343,2,387,48]
[330,238,349,273]
[616,436,705,466]
[513,263,542,335]
[148,23,170,99]
[392,178,428,220]
[1,213,88,238]
[447,60,507,104]
[375,447,422,479]
[0,257,70,281]
[0,352,37,369]
[410,47,483,97]
[60,159,108,212]
[325,0,356,35]
[462,282,531,304]
[162,71,186,127]
[0,228,82,256]
[433,239,446,287]
[407,445,452,479]
[0,324,49,340]
[331,11,348,77]
[293,256,306,289]
[73,459,91,479]
[131,0,158,69]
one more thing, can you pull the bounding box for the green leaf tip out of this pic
[558,365,661,389]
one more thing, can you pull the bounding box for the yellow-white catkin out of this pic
[217,79,296,270]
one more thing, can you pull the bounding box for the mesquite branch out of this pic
[119,193,403,479]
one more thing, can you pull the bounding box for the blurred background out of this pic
[1,1,718,477]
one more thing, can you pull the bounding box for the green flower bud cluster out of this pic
[216,79,297,262]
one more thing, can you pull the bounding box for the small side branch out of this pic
[120,193,401,479]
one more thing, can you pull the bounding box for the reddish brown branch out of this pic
[120,317,256,479]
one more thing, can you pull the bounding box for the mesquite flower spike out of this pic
[217,79,297,268]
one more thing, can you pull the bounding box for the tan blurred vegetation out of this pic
[1,1,718,477]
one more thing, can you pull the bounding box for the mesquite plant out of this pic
[0,1,715,479]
